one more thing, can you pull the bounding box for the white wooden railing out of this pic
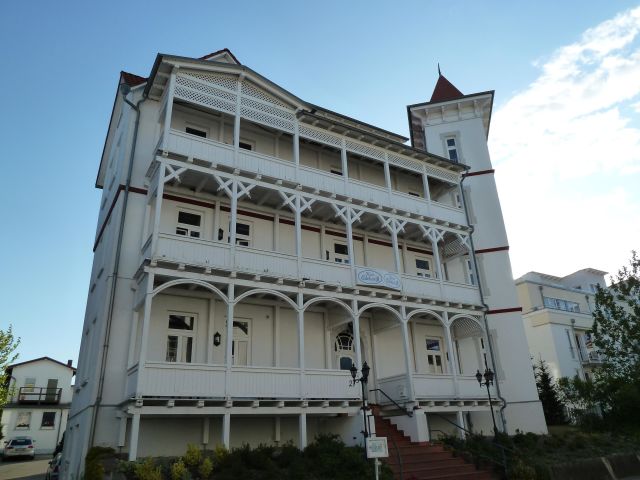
[160,130,466,225]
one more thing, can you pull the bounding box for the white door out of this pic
[425,337,444,374]
[232,320,250,366]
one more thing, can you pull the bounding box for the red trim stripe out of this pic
[486,307,522,315]
[463,169,495,178]
[476,246,509,254]
[163,193,215,210]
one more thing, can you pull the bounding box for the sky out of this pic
[1,1,638,363]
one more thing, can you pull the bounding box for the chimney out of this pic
[67,360,73,367]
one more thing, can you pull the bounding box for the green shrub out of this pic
[184,444,201,468]
[198,457,213,479]
[136,458,163,480]
[170,459,188,480]
[85,446,116,480]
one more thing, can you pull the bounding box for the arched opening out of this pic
[406,310,449,375]
[449,316,485,376]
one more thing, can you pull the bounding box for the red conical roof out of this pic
[430,74,463,102]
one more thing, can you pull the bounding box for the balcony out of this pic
[134,362,360,401]
[153,233,480,304]
[16,387,62,404]
[376,374,495,405]
[159,130,467,226]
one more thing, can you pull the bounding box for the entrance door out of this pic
[232,320,250,366]
[334,329,355,370]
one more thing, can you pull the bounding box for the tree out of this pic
[591,251,640,380]
[0,325,20,407]
[534,359,565,425]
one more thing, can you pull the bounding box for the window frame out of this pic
[444,136,459,163]
[165,312,197,363]
[15,411,31,429]
[331,242,350,264]
[185,122,209,139]
[176,209,203,239]
[415,257,433,278]
[239,138,255,151]
[41,412,56,429]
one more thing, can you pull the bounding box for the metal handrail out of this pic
[430,412,511,477]
[369,388,413,417]
[17,387,62,404]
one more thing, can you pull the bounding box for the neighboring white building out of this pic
[63,49,546,477]
[2,357,75,454]
[516,268,607,382]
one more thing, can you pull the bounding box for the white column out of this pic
[137,273,155,384]
[223,412,231,449]
[299,412,307,449]
[345,209,355,268]
[150,164,165,256]
[229,180,238,264]
[117,415,127,448]
[456,411,467,439]
[390,223,402,274]
[444,312,460,396]
[128,413,140,461]
[400,307,415,403]
[422,168,431,202]
[384,155,393,203]
[274,417,281,445]
[293,120,300,178]
[430,232,444,284]
[127,311,139,368]
[161,68,177,154]
[233,76,242,157]
[352,299,362,367]
[274,213,280,251]
[341,139,349,188]
[297,293,305,399]
[213,202,221,242]
[295,194,302,275]
[274,305,280,367]
[202,418,210,446]
[225,284,235,397]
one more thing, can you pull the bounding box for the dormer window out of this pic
[445,137,458,162]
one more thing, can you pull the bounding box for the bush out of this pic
[198,457,213,479]
[184,444,201,468]
[170,459,188,480]
[136,458,163,480]
[85,446,116,480]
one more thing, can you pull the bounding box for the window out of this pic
[16,412,31,429]
[330,166,343,176]
[41,412,56,428]
[415,258,432,278]
[229,221,252,246]
[335,329,355,371]
[176,211,202,238]
[543,296,580,312]
[425,338,444,374]
[445,137,458,162]
[232,320,250,366]
[239,141,253,151]
[466,260,476,286]
[24,378,36,392]
[166,313,196,363]
[332,243,350,264]
[185,126,207,138]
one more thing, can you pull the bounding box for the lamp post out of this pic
[350,361,371,440]
[475,367,498,435]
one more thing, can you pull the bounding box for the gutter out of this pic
[88,84,148,447]
[459,175,508,432]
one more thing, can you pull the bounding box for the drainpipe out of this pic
[459,175,508,432]
[88,83,148,447]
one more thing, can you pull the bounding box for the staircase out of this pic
[373,412,494,480]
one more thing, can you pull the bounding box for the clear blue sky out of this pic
[1,1,638,364]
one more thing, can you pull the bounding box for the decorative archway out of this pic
[151,279,228,303]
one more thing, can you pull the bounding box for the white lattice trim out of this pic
[345,140,385,161]
[388,153,422,173]
[174,85,236,115]
[241,96,296,123]
[176,75,237,103]
[241,80,292,109]
[298,125,343,148]
[182,71,238,92]
[424,164,459,184]
[240,106,295,133]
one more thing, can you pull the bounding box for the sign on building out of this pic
[356,268,402,291]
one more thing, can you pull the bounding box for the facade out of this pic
[64,49,546,477]
[516,269,607,381]
[2,357,75,454]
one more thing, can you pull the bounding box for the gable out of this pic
[200,48,241,65]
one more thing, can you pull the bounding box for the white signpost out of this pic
[366,436,388,480]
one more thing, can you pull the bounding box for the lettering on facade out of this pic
[356,268,402,291]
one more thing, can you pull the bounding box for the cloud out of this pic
[490,6,640,279]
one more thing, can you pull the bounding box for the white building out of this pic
[64,49,546,477]
[516,268,607,381]
[2,357,75,454]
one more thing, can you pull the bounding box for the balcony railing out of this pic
[135,362,360,400]
[159,130,467,226]
[16,387,62,404]
[153,233,480,304]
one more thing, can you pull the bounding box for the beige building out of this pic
[516,269,607,382]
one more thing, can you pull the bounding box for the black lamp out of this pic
[476,367,498,434]
[349,362,371,440]
[349,363,358,382]
[361,362,370,383]
[213,331,221,347]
